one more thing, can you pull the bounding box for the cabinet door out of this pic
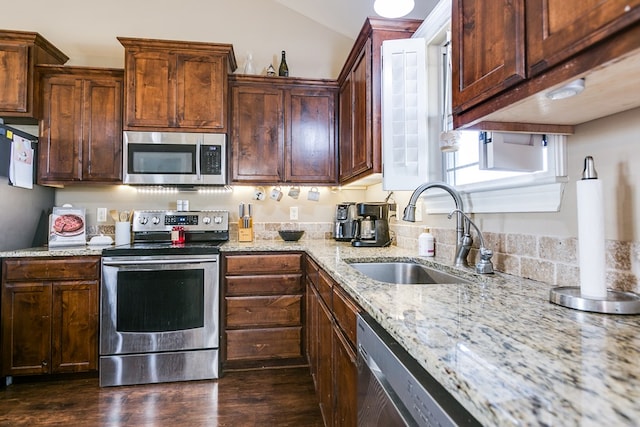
[230,84,283,183]
[175,52,227,131]
[81,77,123,182]
[305,280,319,385]
[317,297,334,426]
[451,0,526,114]
[39,75,83,182]
[339,45,372,182]
[1,282,52,376]
[124,50,172,128]
[0,43,29,114]
[39,72,123,184]
[526,0,640,75]
[285,88,337,183]
[333,325,357,427]
[51,281,98,373]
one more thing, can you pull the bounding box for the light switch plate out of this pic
[97,208,107,222]
[290,207,299,220]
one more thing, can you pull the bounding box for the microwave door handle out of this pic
[196,141,202,181]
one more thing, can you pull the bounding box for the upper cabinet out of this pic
[451,0,640,131]
[451,1,526,115]
[229,75,338,185]
[0,30,68,122]
[526,0,640,76]
[118,37,237,132]
[337,18,422,185]
[37,65,124,185]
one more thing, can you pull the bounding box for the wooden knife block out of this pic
[238,219,253,242]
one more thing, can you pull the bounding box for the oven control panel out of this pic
[132,210,229,233]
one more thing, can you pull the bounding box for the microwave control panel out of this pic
[201,145,222,175]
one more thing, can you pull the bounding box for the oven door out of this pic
[100,255,219,355]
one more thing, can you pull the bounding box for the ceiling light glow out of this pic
[374,0,415,18]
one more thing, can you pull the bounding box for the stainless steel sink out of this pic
[348,261,470,285]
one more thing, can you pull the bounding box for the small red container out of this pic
[171,226,185,244]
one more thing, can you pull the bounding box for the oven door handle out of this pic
[103,258,218,266]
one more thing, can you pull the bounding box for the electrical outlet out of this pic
[97,208,107,222]
[290,206,299,220]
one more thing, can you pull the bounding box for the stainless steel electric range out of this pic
[99,210,228,387]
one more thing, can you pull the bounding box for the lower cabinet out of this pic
[222,252,306,370]
[1,257,100,377]
[306,256,359,427]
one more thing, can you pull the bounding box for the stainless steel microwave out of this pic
[123,131,227,185]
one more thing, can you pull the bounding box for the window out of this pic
[419,3,568,213]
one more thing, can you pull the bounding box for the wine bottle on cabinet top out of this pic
[278,50,289,76]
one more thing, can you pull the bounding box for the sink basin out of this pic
[348,261,470,285]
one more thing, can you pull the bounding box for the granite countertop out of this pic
[223,240,640,426]
[2,240,639,425]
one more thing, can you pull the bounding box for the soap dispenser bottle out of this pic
[418,228,435,257]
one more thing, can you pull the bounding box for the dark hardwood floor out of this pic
[0,368,324,426]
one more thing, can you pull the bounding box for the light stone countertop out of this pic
[2,240,639,426]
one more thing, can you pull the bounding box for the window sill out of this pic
[423,176,568,214]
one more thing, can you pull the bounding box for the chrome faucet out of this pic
[402,181,470,267]
[448,209,494,274]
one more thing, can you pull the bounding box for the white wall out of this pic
[1,1,358,79]
[55,185,367,227]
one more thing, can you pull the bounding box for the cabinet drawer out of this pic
[226,274,302,296]
[333,285,359,348]
[225,253,302,275]
[226,295,302,328]
[225,327,303,361]
[3,257,100,281]
[317,270,333,309]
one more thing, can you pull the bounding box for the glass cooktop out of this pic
[102,240,226,257]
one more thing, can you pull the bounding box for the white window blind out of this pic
[381,38,428,191]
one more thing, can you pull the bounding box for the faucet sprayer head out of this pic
[402,204,416,222]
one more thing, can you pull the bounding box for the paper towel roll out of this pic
[576,178,607,299]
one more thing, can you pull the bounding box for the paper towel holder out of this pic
[549,154,640,314]
[550,286,640,314]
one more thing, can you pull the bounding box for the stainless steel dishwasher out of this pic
[357,313,481,426]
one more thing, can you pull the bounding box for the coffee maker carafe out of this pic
[334,202,357,241]
[352,202,391,247]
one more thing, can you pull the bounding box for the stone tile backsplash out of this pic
[391,222,639,293]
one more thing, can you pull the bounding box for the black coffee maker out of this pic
[352,202,391,247]
[334,202,357,241]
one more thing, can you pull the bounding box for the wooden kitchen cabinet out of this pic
[0,30,68,121]
[451,0,526,116]
[1,257,100,377]
[305,256,359,427]
[526,0,640,76]
[37,65,124,185]
[451,0,640,129]
[337,18,421,185]
[229,75,338,185]
[222,252,305,370]
[118,37,236,132]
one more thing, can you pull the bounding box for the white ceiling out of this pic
[275,0,438,38]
